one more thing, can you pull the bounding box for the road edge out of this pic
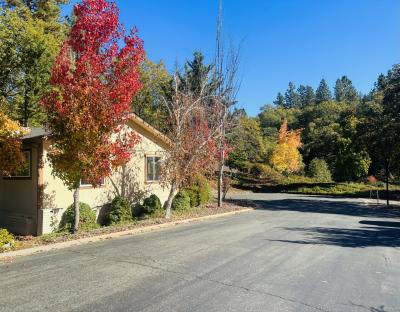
[0,208,253,261]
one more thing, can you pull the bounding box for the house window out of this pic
[6,150,31,179]
[80,178,105,187]
[146,156,161,182]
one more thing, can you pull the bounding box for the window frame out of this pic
[79,178,105,189]
[3,150,32,180]
[145,155,161,183]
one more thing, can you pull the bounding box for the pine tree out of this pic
[273,92,285,107]
[335,76,358,103]
[298,85,315,107]
[315,79,332,104]
[285,82,301,108]
[376,74,388,91]
[182,51,216,97]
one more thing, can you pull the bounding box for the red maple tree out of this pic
[42,0,144,232]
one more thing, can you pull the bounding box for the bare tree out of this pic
[161,70,219,218]
[214,0,241,206]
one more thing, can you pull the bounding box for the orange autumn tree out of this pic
[271,118,303,174]
[0,111,29,176]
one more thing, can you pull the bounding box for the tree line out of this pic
[228,69,400,199]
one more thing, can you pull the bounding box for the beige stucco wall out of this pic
[0,142,39,235]
[40,122,170,234]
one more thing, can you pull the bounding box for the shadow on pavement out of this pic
[248,198,400,218]
[227,197,400,248]
[348,302,389,312]
[359,220,400,228]
[269,222,400,248]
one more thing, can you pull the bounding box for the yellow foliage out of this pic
[0,112,29,175]
[0,112,27,137]
[271,118,303,174]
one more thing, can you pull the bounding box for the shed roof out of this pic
[22,127,50,140]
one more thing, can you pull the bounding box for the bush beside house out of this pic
[0,228,15,252]
[172,191,191,211]
[106,196,133,225]
[60,202,99,232]
[142,194,162,214]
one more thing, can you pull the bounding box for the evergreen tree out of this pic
[228,116,267,169]
[273,92,285,107]
[298,85,315,107]
[334,76,358,103]
[284,82,301,108]
[0,0,68,126]
[3,0,69,36]
[375,73,388,92]
[132,59,171,133]
[182,51,216,97]
[315,79,332,104]
[231,107,247,120]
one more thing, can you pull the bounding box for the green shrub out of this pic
[132,203,146,218]
[198,179,211,205]
[308,158,332,182]
[185,187,200,207]
[142,194,162,214]
[106,196,132,225]
[235,161,253,173]
[184,176,212,207]
[60,202,98,232]
[283,175,318,184]
[250,163,265,177]
[172,191,191,211]
[0,228,15,252]
[250,163,284,181]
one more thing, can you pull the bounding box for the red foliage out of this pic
[185,114,218,176]
[42,0,144,188]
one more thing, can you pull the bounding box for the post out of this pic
[218,135,225,207]
[385,162,389,206]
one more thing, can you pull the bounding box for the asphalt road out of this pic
[1,193,400,312]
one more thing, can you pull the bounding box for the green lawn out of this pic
[234,174,400,200]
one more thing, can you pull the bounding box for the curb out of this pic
[0,208,253,261]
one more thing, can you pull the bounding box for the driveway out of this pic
[1,193,400,312]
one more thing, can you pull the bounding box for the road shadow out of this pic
[246,198,400,218]
[269,220,400,248]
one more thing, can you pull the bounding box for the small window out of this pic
[146,156,161,182]
[80,178,105,187]
[7,150,31,179]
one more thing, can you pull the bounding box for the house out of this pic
[0,114,171,236]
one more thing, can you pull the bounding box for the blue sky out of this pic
[62,0,400,116]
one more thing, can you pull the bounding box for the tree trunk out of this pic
[73,188,80,233]
[164,180,177,219]
[121,164,126,199]
[217,155,224,207]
